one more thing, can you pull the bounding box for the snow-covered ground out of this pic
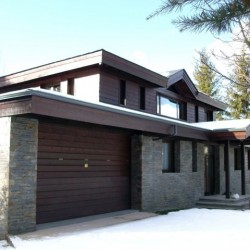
[1,208,250,250]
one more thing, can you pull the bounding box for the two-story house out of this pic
[0,49,250,239]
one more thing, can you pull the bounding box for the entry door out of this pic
[204,145,219,195]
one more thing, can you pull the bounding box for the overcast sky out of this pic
[0,0,221,80]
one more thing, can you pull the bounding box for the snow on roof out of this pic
[0,88,248,133]
[0,88,208,132]
[193,119,250,131]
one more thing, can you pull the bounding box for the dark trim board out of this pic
[0,90,210,140]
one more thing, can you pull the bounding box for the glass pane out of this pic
[162,142,174,172]
[159,97,179,118]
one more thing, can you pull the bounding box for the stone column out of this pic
[8,117,38,234]
[0,118,11,240]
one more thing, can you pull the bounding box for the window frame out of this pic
[157,95,186,120]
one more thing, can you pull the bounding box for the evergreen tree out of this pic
[194,49,219,97]
[147,0,250,35]
[227,50,250,118]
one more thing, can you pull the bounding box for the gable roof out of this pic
[0,50,167,88]
[166,69,226,111]
[167,69,198,98]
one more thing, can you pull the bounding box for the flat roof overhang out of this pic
[0,89,210,141]
[0,50,167,88]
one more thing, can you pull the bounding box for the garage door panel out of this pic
[37,202,129,224]
[37,122,131,224]
[37,189,130,207]
[37,171,128,179]
[37,185,129,199]
[37,176,129,186]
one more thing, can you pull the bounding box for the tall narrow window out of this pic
[192,142,198,172]
[206,110,213,121]
[119,80,126,105]
[195,106,199,122]
[162,141,175,172]
[139,86,145,110]
[67,78,74,95]
[234,148,241,170]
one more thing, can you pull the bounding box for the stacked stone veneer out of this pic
[0,117,38,240]
[131,135,205,212]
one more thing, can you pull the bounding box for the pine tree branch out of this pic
[147,0,250,34]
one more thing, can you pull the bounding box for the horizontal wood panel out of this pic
[37,185,128,199]
[37,177,129,190]
[37,121,131,224]
[37,189,129,207]
[37,196,129,212]
[37,202,128,223]
[37,171,127,178]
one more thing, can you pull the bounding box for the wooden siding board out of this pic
[0,98,32,117]
[187,103,195,123]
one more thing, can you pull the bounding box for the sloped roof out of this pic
[167,69,198,98]
[166,69,226,111]
[0,50,167,88]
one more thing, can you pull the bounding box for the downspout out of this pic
[240,141,246,195]
[225,140,231,199]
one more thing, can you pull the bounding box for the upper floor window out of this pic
[119,80,126,105]
[157,95,186,120]
[42,83,60,92]
[195,105,199,122]
[67,78,74,95]
[139,86,146,110]
[206,110,214,121]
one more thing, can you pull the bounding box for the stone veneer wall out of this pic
[131,135,205,212]
[0,118,11,240]
[0,117,38,240]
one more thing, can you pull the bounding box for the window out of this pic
[234,148,241,170]
[42,84,60,92]
[119,80,126,105]
[195,106,199,122]
[157,95,186,120]
[192,142,198,172]
[162,141,175,172]
[206,110,213,121]
[67,78,74,95]
[139,87,146,110]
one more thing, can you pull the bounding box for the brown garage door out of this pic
[37,122,131,224]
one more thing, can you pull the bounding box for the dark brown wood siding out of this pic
[198,106,206,122]
[37,121,131,224]
[99,72,156,114]
[187,103,195,123]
